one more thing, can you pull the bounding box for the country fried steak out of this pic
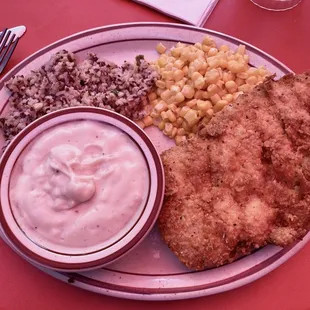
[158,73,310,270]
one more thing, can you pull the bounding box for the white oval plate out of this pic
[0,22,309,301]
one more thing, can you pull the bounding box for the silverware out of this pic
[0,28,20,74]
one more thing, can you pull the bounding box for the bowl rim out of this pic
[0,107,165,271]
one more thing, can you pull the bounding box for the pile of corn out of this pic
[137,36,270,145]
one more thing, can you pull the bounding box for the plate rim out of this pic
[1,21,307,301]
[0,21,293,88]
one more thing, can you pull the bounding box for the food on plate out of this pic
[9,120,149,251]
[1,50,158,144]
[158,73,310,270]
[143,37,270,145]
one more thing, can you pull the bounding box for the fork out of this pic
[0,28,19,74]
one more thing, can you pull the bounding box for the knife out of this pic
[0,25,27,43]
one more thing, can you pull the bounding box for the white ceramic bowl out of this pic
[0,107,164,272]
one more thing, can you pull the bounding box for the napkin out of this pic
[133,0,220,27]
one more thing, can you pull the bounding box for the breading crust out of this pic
[158,73,310,270]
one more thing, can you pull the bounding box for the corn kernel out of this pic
[180,106,191,117]
[176,42,187,48]
[198,110,206,118]
[225,80,238,93]
[176,78,186,89]
[222,94,234,103]
[182,66,189,75]
[187,67,196,79]
[158,57,167,68]
[202,45,211,53]
[194,77,205,89]
[171,127,178,138]
[222,71,235,82]
[148,92,157,101]
[163,123,173,136]
[135,120,145,129]
[197,100,212,111]
[175,135,187,145]
[154,102,168,113]
[202,116,211,125]
[156,80,166,89]
[167,103,178,112]
[182,120,191,131]
[176,117,183,126]
[208,48,218,57]
[227,60,245,73]
[206,108,214,117]
[160,111,169,121]
[174,92,185,103]
[171,47,182,58]
[160,89,171,101]
[218,89,227,97]
[237,45,246,55]
[202,36,216,47]
[238,84,253,92]
[216,79,225,88]
[166,96,176,104]
[191,72,203,81]
[162,71,174,80]
[191,59,204,71]
[166,63,174,71]
[188,52,198,62]
[210,93,221,104]
[158,121,166,131]
[182,85,195,99]
[194,90,204,99]
[213,100,228,112]
[170,85,181,94]
[219,45,230,52]
[248,67,260,76]
[237,72,248,80]
[207,56,220,69]
[150,99,159,106]
[142,115,153,127]
[205,69,220,84]
[235,78,245,86]
[207,84,219,96]
[177,128,186,136]
[156,43,167,54]
[184,109,199,127]
[258,67,268,77]
[186,99,197,108]
[165,80,174,89]
[150,111,159,118]
[194,43,203,50]
[150,115,161,125]
[173,69,185,82]
[233,91,244,100]
[156,88,164,96]
[174,60,185,69]
[202,91,210,99]
[246,76,258,85]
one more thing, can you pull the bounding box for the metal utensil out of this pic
[0,28,20,74]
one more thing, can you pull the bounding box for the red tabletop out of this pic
[1,0,310,309]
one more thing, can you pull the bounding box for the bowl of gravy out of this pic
[0,107,164,272]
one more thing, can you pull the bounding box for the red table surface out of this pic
[0,0,310,309]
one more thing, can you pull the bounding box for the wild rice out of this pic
[1,50,158,143]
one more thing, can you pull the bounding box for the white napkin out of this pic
[133,0,220,27]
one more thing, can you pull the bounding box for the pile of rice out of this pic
[1,50,158,142]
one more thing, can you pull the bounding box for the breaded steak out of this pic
[158,73,310,270]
